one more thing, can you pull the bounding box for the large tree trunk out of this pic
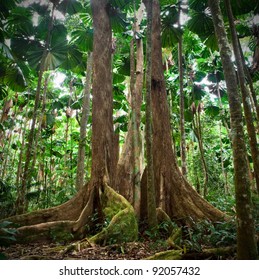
[1,0,136,245]
[89,0,115,189]
[144,0,157,228]
[115,3,145,211]
[149,0,225,222]
[209,0,258,260]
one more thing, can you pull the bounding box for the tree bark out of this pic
[178,3,187,177]
[76,52,93,191]
[146,0,225,222]
[115,2,145,213]
[225,0,259,194]
[209,0,258,260]
[144,0,157,229]
[89,0,115,189]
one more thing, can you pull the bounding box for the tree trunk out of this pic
[146,0,225,222]
[115,2,144,212]
[178,3,187,177]
[76,52,93,191]
[225,0,259,194]
[144,0,157,229]
[89,0,115,190]
[1,0,138,246]
[209,0,258,260]
[193,106,209,197]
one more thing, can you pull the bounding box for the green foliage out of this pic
[207,190,235,214]
[0,221,17,246]
[183,219,236,252]
[0,220,18,259]
[0,180,15,219]
[50,228,74,244]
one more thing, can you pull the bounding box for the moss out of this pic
[50,227,74,243]
[145,249,182,260]
[89,185,138,245]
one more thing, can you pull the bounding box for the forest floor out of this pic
[1,240,237,260]
[1,240,170,260]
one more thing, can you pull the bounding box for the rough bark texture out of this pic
[149,0,225,222]
[225,0,259,194]
[144,0,157,228]
[209,0,258,259]
[90,0,115,188]
[3,186,88,227]
[115,4,144,210]
[1,0,121,245]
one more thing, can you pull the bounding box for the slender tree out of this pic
[208,0,258,260]
[224,0,259,194]
[76,53,93,191]
[178,0,187,177]
[15,3,56,214]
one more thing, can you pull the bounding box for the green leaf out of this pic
[109,7,129,33]
[114,115,127,124]
[46,113,55,127]
[52,150,63,158]
[70,27,93,52]
[188,0,207,12]
[57,0,84,15]
[4,64,27,92]
[192,84,205,100]
[113,73,125,84]
[60,44,84,73]
[6,6,33,37]
[0,86,8,100]
[205,105,220,117]
[184,110,194,122]
[187,10,214,43]
[52,100,64,110]
[194,71,206,82]
[71,98,82,109]
[0,221,13,228]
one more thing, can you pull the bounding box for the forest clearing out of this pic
[0,0,259,260]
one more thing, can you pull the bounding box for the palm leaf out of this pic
[60,44,84,73]
[6,6,34,37]
[0,42,14,60]
[0,0,22,19]
[4,63,27,92]
[188,0,208,12]
[70,27,93,52]
[57,0,84,15]
[229,0,259,16]
[109,7,129,33]
[161,5,182,47]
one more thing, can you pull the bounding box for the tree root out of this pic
[145,249,183,260]
[3,183,138,246]
[146,246,237,260]
[1,186,88,227]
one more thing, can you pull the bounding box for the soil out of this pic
[1,240,168,260]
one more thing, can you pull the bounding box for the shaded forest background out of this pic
[0,0,259,260]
